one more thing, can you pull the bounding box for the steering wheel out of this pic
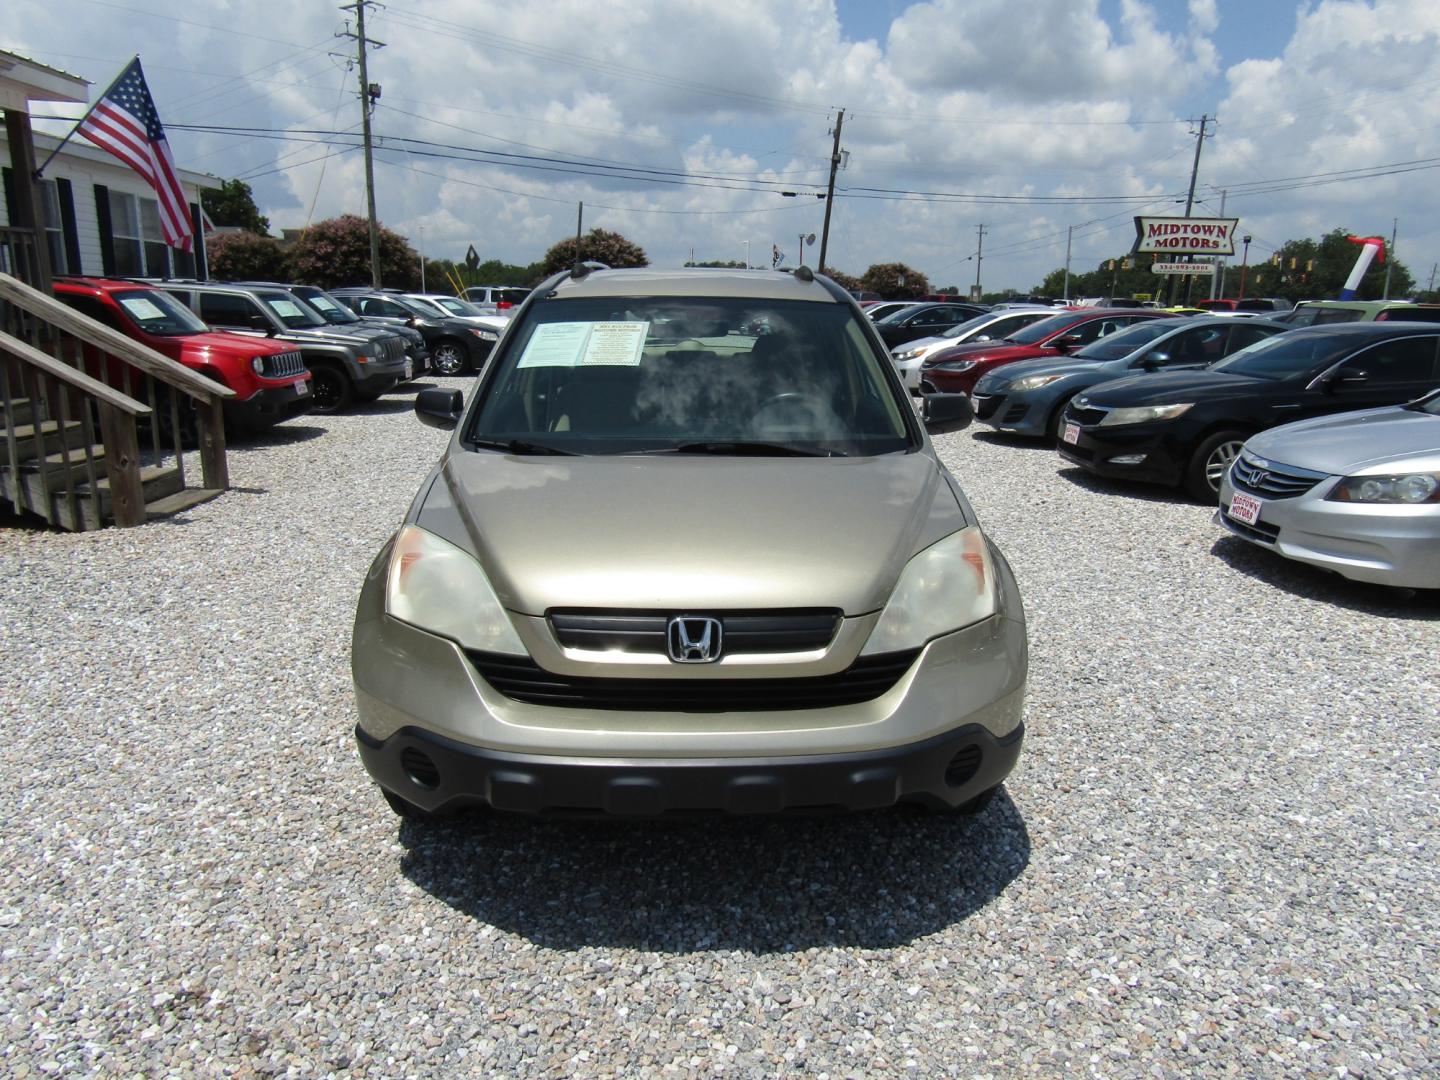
[749,392,844,436]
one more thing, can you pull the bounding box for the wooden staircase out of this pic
[0,272,233,530]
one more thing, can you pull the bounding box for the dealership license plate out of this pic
[294,379,309,395]
[1230,492,1263,525]
[404,361,414,380]
[1062,422,1080,445]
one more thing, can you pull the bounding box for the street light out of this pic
[1238,235,1252,300]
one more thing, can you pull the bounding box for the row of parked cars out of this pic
[868,298,1440,590]
[53,277,518,429]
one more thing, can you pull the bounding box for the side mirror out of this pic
[921,391,973,435]
[1053,334,1084,352]
[1138,351,1169,371]
[1327,369,1368,391]
[415,387,464,429]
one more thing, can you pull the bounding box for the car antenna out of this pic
[794,265,814,283]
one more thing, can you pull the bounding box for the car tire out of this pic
[309,365,352,414]
[1186,429,1247,502]
[431,339,469,376]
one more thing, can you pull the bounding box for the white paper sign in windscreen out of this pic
[516,322,591,368]
[581,322,648,366]
[119,297,167,322]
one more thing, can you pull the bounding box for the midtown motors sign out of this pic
[1132,216,1239,255]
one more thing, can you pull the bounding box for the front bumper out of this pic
[1217,473,1440,588]
[357,721,1024,815]
[1056,420,1187,486]
[353,359,408,394]
[226,380,313,430]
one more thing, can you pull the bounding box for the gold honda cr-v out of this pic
[352,267,1027,818]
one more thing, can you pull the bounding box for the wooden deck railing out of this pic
[0,271,235,529]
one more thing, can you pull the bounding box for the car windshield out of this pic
[469,296,913,456]
[257,291,326,328]
[431,296,482,316]
[1071,320,1177,361]
[301,290,361,323]
[1209,331,1357,380]
[112,289,210,336]
[1006,313,1086,345]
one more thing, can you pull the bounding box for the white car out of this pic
[891,308,1055,393]
[402,293,511,334]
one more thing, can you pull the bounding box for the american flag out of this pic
[77,58,194,251]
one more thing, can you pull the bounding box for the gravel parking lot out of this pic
[2,376,1436,1077]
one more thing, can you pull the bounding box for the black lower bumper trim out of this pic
[355,722,1024,816]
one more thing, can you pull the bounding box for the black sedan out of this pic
[874,301,989,349]
[1056,322,1440,500]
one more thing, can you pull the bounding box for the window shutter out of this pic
[94,184,115,275]
[56,178,81,275]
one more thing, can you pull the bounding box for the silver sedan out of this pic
[1217,390,1440,588]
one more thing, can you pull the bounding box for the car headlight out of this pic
[386,525,527,654]
[251,356,266,375]
[894,347,921,361]
[1327,473,1440,504]
[471,329,499,341]
[932,359,978,372]
[1097,403,1193,426]
[861,527,996,656]
[1009,374,1067,391]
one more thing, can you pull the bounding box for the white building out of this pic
[1,49,213,283]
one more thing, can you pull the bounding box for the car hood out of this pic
[176,330,296,358]
[925,341,1048,366]
[279,325,376,346]
[1077,369,1260,406]
[981,356,1120,387]
[1245,405,1440,474]
[893,333,951,354]
[421,451,964,615]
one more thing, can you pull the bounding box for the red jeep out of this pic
[53,277,312,433]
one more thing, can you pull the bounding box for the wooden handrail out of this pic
[0,329,151,416]
[0,271,235,404]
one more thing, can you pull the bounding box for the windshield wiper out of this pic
[470,438,578,456]
[645,441,843,457]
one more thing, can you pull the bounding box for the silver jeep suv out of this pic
[353,268,1027,818]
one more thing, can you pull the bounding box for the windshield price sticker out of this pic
[1230,492,1263,526]
[119,297,167,321]
[269,299,305,319]
[517,321,649,369]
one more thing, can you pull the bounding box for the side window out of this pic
[200,293,263,329]
[1225,325,1274,354]
[1338,337,1439,384]
[1154,326,1211,364]
[378,300,410,317]
[1314,308,1363,325]
[58,295,123,331]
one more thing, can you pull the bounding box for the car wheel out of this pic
[431,339,468,375]
[153,386,200,447]
[1186,429,1246,502]
[309,365,352,414]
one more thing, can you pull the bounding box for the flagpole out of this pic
[34,55,139,178]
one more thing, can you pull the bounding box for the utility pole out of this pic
[340,0,384,288]
[1428,262,1436,293]
[574,201,583,268]
[1171,113,1212,305]
[1063,224,1074,302]
[1383,217,1397,299]
[817,108,845,274]
[973,224,987,300]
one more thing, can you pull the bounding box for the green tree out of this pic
[201,179,270,235]
[684,259,747,268]
[541,228,649,277]
[207,231,288,282]
[860,263,931,300]
[1259,228,1413,301]
[822,268,863,292]
[286,214,421,289]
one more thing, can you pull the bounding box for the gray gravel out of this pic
[2,379,1437,1077]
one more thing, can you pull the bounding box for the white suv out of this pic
[462,286,530,314]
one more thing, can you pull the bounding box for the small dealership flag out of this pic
[76,57,194,251]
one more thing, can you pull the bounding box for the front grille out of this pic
[381,335,405,362]
[972,393,1003,420]
[1067,406,1108,426]
[549,609,840,656]
[260,350,305,378]
[467,650,919,711]
[1002,403,1029,423]
[1230,455,1328,499]
[1221,511,1280,544]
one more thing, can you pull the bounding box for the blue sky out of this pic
[10,0,1438,292]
